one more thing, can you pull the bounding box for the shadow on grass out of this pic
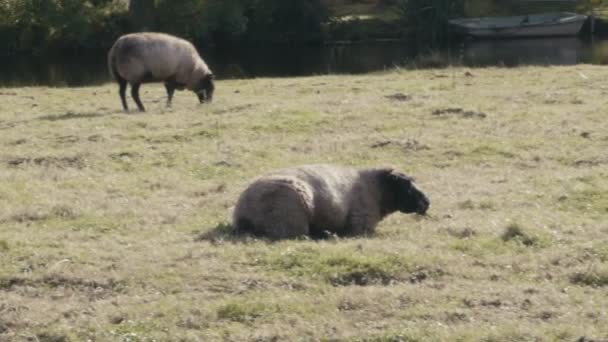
[193,222,338,243]
[4,155,86,169]
[194,222,255,244]
[38,112,108,121]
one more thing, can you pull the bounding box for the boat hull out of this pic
[449,12,588,38]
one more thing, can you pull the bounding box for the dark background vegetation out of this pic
[0,0,603,56]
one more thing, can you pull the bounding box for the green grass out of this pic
[1,65,608,341]
[570,266,608,288]
[500,223,551,248]
[261,244,442,286]
[216,301,277,323]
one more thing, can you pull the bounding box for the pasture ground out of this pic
[0,65,607,341]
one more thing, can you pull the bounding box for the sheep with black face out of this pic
[233,164,430,239]
[108,32,214,112]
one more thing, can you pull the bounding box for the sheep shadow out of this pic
[194,222,338,244]
[194,222,251,244]
[38,112,108,121]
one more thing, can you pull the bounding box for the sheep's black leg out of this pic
[118,79,128,111]
[164,82,175,107]
[309,225,331,240]
[131,83,145,112]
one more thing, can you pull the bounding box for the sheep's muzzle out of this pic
[416,195,430,215]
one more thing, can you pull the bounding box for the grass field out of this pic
[1,65,607,341]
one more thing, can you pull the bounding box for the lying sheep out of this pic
[233,164,430,239]
[108,32,215,112]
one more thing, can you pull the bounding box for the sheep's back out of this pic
[267,165,360,229]
[110,33,200,82]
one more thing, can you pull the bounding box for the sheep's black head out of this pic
[382,169,430,215]
[195,73,215,103]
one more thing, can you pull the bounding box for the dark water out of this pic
[1,37,608,87]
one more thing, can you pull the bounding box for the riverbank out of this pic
[5,37,608,87]
[1,65,607,340]
[3,1,608,60]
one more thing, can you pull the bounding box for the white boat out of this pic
[449,12,588,38]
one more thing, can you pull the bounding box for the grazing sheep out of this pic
[233,164,430,239]
[108,32,214,112]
